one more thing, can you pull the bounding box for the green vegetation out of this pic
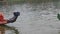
[7,0,60,4]
[8,0,25,4]
[57,13,60,20]
[0,0,59,5]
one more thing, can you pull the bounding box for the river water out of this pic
[0,2,60,34]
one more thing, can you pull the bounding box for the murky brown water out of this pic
[0,25,19,34]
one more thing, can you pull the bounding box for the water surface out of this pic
[1,2,60,34]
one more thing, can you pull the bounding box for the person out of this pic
[0,12,20,24]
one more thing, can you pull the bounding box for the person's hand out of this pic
[13,12,20,16]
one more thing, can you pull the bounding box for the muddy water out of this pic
[0,2,60,34]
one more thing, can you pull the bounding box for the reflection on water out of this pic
[0,25,19,34]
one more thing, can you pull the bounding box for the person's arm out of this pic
[7,12,20,23]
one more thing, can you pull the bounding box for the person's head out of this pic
[13,12,20,16]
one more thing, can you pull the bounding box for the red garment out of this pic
[0,12,7,24]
